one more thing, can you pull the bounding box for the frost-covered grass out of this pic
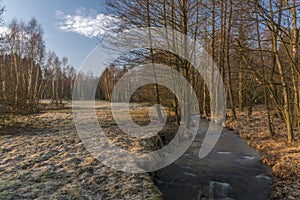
[0,102,163,199]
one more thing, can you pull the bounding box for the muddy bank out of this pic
[225,106,300,199]
[0,103,165,199]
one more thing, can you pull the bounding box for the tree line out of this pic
[0,6,76,114]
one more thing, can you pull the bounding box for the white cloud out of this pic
[57,9,120,38]
[0,26,9,36]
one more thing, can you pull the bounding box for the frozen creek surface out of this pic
[155,119,273,200]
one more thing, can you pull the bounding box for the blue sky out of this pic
[1,0,116,68]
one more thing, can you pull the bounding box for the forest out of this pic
[1,1,299,143]
[98,0,300,143]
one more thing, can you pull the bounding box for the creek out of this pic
[155,119,273,200]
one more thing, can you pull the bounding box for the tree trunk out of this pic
[269,0,294,142]
[146,0,164,123]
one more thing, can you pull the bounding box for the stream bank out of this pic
[225,106,300,199]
